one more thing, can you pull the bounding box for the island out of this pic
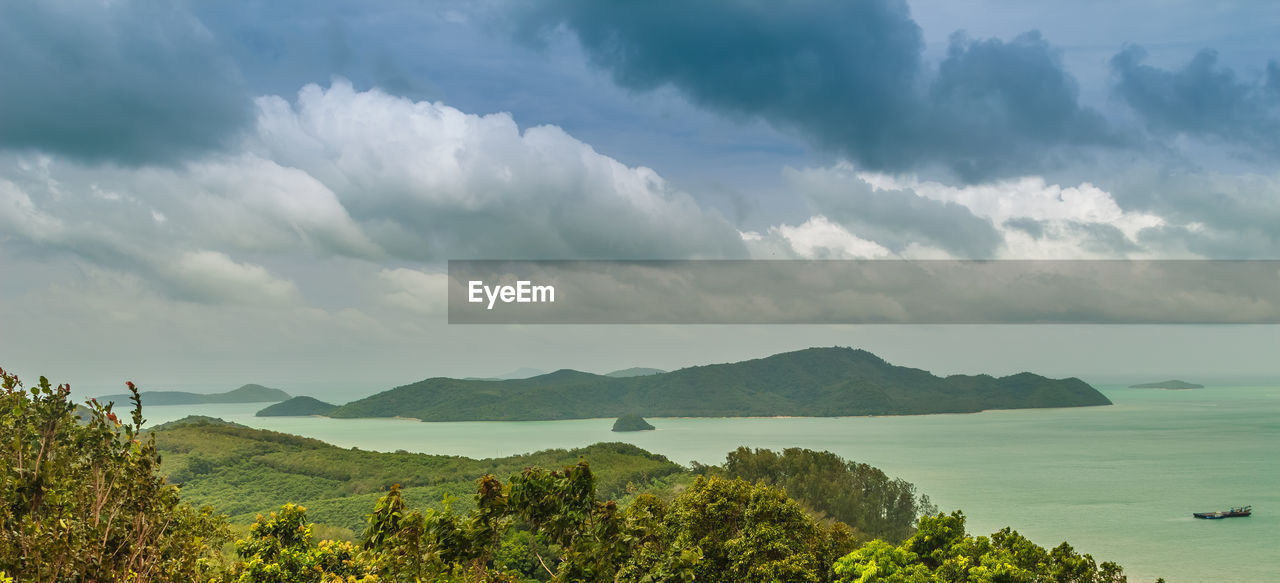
[98,383,290,406]
[326,347,1112,422]
[256,396,339,416]
[1129,379,1204,390]
[612,414,656,431]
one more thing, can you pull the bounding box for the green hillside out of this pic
[256,396,338,416]
[100,383,289,405]
[329,347,1111,421]
[151,417,682,532]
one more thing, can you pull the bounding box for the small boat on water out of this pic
[1193,505,1251,519]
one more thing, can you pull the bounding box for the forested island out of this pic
[612,414,656,431]
[256,395,339,416]
[1129,379,1204,389]
[327,347,1111,422]
[1,367,1148,582]
[98,383,289,405]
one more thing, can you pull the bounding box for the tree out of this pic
[229,503,377,583]
[722,447,936,542]
[0,367,230,582]
[834,512,1131,583]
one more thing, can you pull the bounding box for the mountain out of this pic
[1129,379,1204,389]
[99,384,290,406]
[328,347,1111,422]
[605,367,667,378]
[256,396,338,416]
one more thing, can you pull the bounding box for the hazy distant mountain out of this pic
[99,384,290,406]
[328,347,1111,422]
[605,367,667,378]
[256,396,339,416]
[464,367,549,381]
[1129,380,1204,389]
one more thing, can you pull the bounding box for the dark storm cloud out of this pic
[516,0,1119,181]
[1111,46,1280,153]
[0,1,253,165]
[928,32,1117,180]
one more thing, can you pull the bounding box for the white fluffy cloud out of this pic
[761,164,1182,259]
[742,216,893,259]
[248,81,747,260]
[0,80,751,319]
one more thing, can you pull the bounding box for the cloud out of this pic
[927,31,1118,180]
[0,80,752,315]
[785,165,1003,257]
[0,1,253,164]
[768,167,1173,259]
[1108,166,1280,258]
[248,81,748,260]
[516,0,1117,181]
[164,251,301,305]
[0,178,65,243]
[182,155,382,259]
[742,216,893,259]
[1111,46,1280,154]
[377,268,448,316]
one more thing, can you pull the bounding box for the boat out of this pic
[1193,505,1251,519]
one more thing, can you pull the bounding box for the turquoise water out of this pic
[143,386,1279,583]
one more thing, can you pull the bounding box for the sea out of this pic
[138,385,1279,583]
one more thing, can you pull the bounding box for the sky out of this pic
[2,0,1279,398]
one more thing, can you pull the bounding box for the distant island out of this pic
[327,347,1111,422]
[99,384,290,406]
[1129,379,1204,390]
[612,414,656,431]
[256,396,338,416]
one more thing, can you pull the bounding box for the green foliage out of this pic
[328,347,1111,422]
[219,460,857,582]
[648,475,860,583]
[721,447,937,543]
[153,420,685,532]
[228,503,377,582]
[834,512,1130,583]
[0,368,231,582]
